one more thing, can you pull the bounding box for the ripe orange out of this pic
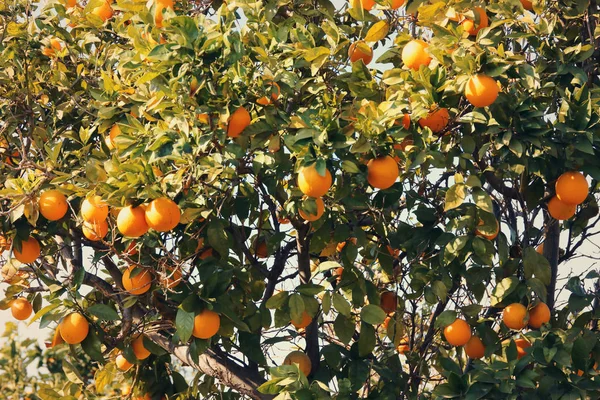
[116,353,133,371]
[50,326,65,348]
[394,113,411,129]
[50,38,62,51]
[160,267,182,289]
[418,108,449,133]
[335,267,344,282]
[475,218,499,240]
[337,237,357,252]
[520,0,533,10]
[514,338,531,359]
[117,205,149,237]
[10,298,32,320]
[14,236,41,264]
[380,291,397,314]
[464,336,485,359]
[462,7,489,36]
[297,164,333,198]
[503,303,528,330]
[67,0,77,7]
[105,124,121,150]
[256,81,281,106]
[555,171,588,205]
[132,335,151,360]
[154,0,173,28]
[92,1,113,22]
[283,351,311,376]
[465,74,499,107]
[122,265,152,295]
[82,220,109,241]
[443,318,472,346]
[39,189,68,221]
[367,156,399,189]
[397,336,410,354]
[59,312,89,344]
[292,311,312,329]
[299,196,325,222]
[547,196,576,220]
[255,241,268,258]
[227,106,251,138]
[390,0,406,8]
[536,243,544,254]
[348,41,373,65]
[145,197,181,232]
[401,40,431,70]
[81,195,109,223]
[193,309,221,339]
[0,235,11,252]
[528,302,550,329]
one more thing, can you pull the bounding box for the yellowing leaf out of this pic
[364,21,389,43]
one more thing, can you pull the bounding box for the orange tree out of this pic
[1,0,600,398]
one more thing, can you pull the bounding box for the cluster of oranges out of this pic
[547,171,589,221]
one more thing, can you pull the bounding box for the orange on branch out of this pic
[394,113,411,130]
[520,0,533,10]
[389,0,405,8]
[256,81,281,106]
[106,124,120,150]
[82,219,108,241]
[122,265,152,295]
[348,41,373,65]
[299,196,325,222]
[401,40,431,70]
[10,298,32,320]
[514,338,531,359]
[443,318,471,346]
[255,241,268,258]
[397,337,410,354]
[503,303,528,330]
[117,205,149,237]
[14,236,41,264]
[528,302,550,329]
[116,353,133,371]
[81,195,109,223]
[380,291,398,314]
[283,351,311,376]
[475,218,499,240]
[464,336,485,359]
[418,108,449,133]
[292,311,312,329]
[92,1,113,22]
[297,164,333,198]
[160,267,182,289]
[461,7,489,36]
[465,74,499,107]
[193,309,221,339]
[39,189,68,221]
[50,326,64,348]
[367,156,399,189]
[548,196,576,220]
[132,335,151,360]
[227,106,251,138]
[337,237,357,252]
[59,312,89,344]
[555,171,588,205]
[145,197,181,232]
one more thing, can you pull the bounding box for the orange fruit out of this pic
[82,219,109,241]
[192,309,221,339]
[160,267,182,289]
[50,39,62,51]
[144,197,181,232]
[0,235,11,252]
[154,0,173,28]
[443,318,472,346]
[256,81,281,106]
[14,236,41,264]
[81,195,109,223]
[503,303,528,330]
[401,40,431,70]
[67,0,77,7]
[367,156,399,189]
[297,164,333,198]
[227,106,251,138]
[299,196,325,222]
[197,238,215,260]
[536,243,544,254]
[465,74,499,107]
[10,298,32,320]
[255,241,268,258]
[520,0,533,10]
[335,267,344,282]
[337,237,357,252]
[386,245,400,257]
[105,124,121,150]
[514,338,531,359]
[117,205,149,237]
[547,196,576,220]
[39,189,68,221]
[390,0,406,8]
[283,351,311,376]
[555,171,588,205]
[292,311,312,329]
[50,326,65,348]
[358,0,376,10]
[380,291,397,314]
[59,312,89,344]
[197,113,209,124]
[122,265,152,295]
[348,41,373,65]
[92,1,113,22]
[42,47,56,57]
[464,336,485,359]
[116,353,133,371]
[528,302,550,329]
[132,335,151,360]
[475,218,499,240]
[418,108,449,133]
[394,113,411,129]
[461,7,489,36]
[397,337,410,354]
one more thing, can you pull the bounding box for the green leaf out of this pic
[432,281,448,301]
[333,293,352,317]
[289,293,305,325]
[434,310,457,329]
[87,304,119,321]
[28,302,60,326]
[207,219,229,259]
[334,314,355,344]
[176,308,195,343]
[265,291,289,309]
[94,363,116,394]
[490,277,520,307]
[360,304,387,325]
[296,284,325,296]
[523,247,551,285]
[358,323,376,357]
[472,187,493,213]
[445,183,467,211]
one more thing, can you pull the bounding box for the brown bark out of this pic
[543,215,560,309]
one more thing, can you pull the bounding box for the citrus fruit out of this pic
[160,267,182,289]
[348,41,373,65]
[105,124,121,150]
[50,326,65,348]
[465,74,499,107]
[528,302,550,329]
[92,1,113,21]
[145,197,181,232]
[555,171,588,205]
[390,0,405,8]
[116,353,133,371]
[81,195,109,223]
[227,106,251,138]
[359,0,376,10]
[380,291,397,314]
[520,0,533,10]
[117,205,149,237]
[292,311,312,329]
[503,303,528,330]
[283,351,311,376]
[514,338,531,359]
[59,312,89,344]
[367,156,399,189]
[475,218,499,240]
[461,6,488,36]
[10,298,32,320]
[418,108,449,133]
[444,318,471,346]
[397,337,410,354]
[122,265,152,295]
[82,220,108,241]
[464,335,485,359]
[297,164,333,198]
[401,40,431,70]
[39,189,68,221]
[299,196,325,222]
[192,309,221,339]
[256,81,281,106]
[548,196,576,220]
[255,241,268,258]
[14,237,41,264]
[132,335,151,360]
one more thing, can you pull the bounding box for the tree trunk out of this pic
[543,215,560,309]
